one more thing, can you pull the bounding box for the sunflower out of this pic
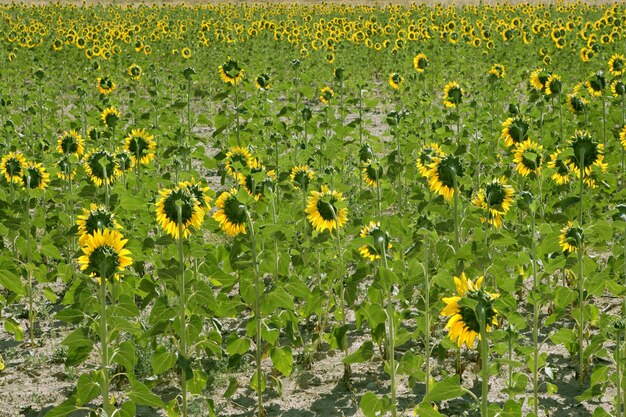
[530,68,549,92]
[127,63,142,81]
[389,72,403,90]
[179,179,212,210]
[500,115,530,147]
[513,140,543,177]
[488,63,505,79]
[97,76,116,95]
[611,79,626,97]
[334,67,345,82]
[101,107,120,128]
[218,57,244,85]
[87,126,101,142]
[156,186,204,239]
[22,163,50,190]
[362,160,384,188]
[319,86,334,105]
[441,272,499,348]
[413,53,429,73]
[427,154,464,201]
[114,148,134,172]
[305,185,348,233]
[83,150,121,187]
[559,221,583,254]
[290,165,315,190]
[547,150,571,185]
[619,125,626,150]
[609,54,626,76]
[472,177,515,228]
[76,204,122,245]
[443,82,463,108]
[181,47,192,59]
[416,143,445,177]
[77,229,132,281]
[124,128,156,165]
[567,93,588,115]
[224,146,253,177]
[213,188,247,236]
[585,72,606,97]
[236,160,276,201]
[1,152,27,185]
[56,156,76,181]
[565,130,606,180]
[544,74,562,96]
[255,73,271,90]
[358,221,392,261]
[57,130,85,156]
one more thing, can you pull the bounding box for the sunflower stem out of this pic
[26,178,35,347]
[376,165,382,223]
[617,329,623,417]
[578,151,585,385]
[99,265,113,417]
[270,192,279,282]
[453,174,460,251]
[382,249,397,417]
[478,305,489,417]
[244,208,264,417]
[424,235,431,396]
[331,205,350,380]
[531,207,540,416]
[559,90,563,143]
[234,83,241,147]
[602,96,607,147]
[176,203,188,417]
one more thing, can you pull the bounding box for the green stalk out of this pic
[234,83,241,147]
[383,249,397,417]
[578,151,586,385]
[270,193,279,281]
[331,205,350,380]
[176,203,188,417]
[424,236,431,396]
[478,305,489,417]
[453,174,460,250]
[507,333,513,399]
[99,266,113,417]
[602,96,607,146]
[375,166,382,222]
[617,329,623,417]
[531,208,539,416]
[26,178,35,346]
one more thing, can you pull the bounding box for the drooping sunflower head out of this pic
[255,73,271,90]
[77,203,122,245]
[609,54,625,76]
[22,162,50,190]
[416,143,445,177]
[101,107,120,128]
[547,149,571,185]
[358,221,392,261]
[529,68,549,92]
[362,160,384,188]
[77,229,132,281]
[566,130,606,178]
[83,149,121,187]
[319,86,334,105]
[619,125,626,151]
[544,74,562,96]
[612,79,626,97]
[127,63,142,81]
[179,178,212,210]
[97,76,116,95]
[443,81,463,108]
[124,128,156,165]
[1,151,27,185]
[566,92,588,115]
[472,176,515,228]
[56,130,85,157]
[56,155,76,181]
[218,57,244,85]
[212,188,247,236]
[427,154,464,201]
[559,221,583,255]
[156,186,204,240]
[334,67,345,82]
[114,148,134,172]
[224,146,253,177]
[500,115,530,147]
[585,71,606,97]
[488,63,505,80]
[290,165,315,190]
[236,160,276,201]
[388,72,403,90]
[87,126,101,142]
[441,272,499,348]
[413,53,429,73]
[305,185,348,233]
[513,140,543,177]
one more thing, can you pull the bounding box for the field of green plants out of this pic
[2,1,626,416]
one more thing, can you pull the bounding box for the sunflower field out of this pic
[2,1,626,416]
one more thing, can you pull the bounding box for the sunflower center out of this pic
[566,226,583,244]
[417,57,427,69]
[128,137,148,156]
[87,245,120,278]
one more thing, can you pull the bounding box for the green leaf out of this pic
[270,346,293,377]
[128,378,165,408]
[501,400,522,417]
[0,268,25,296]
[188,369,208,395]
[549,328,576,346]
[43,400,80,417]
[114,341,137,373]
[343,341,374,364]
[152,345,178,375]
[360,392,391,417]
[76,372,101,405]
[226,336,251,356]
[4,318,23,341]
[41,243,63,260]
[414,404,446,417]
[423,375,465,402]
[224,377,239,398]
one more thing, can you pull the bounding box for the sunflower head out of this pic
[56,155,76,181]
[566,93,588,115]
[305,185,348,233]
[530,68,549,92]
[78,229,132,281]
[416,143,445,177]
[362,160,384,188]
[57,130,85,156]
[101,107,120,128]
[547,149,571,185]
[1,151,27,185]
[513,140,543,177]
[443,81,463,108]
[83,150,121,187]
[124,128,156,165]
[585,71,606,97]
[213,188,248,236]
[179,178,212,210]
[566,130,605,178]
[609,54,625,76]
[22,162,50,190]
[87,126,101,142]
[127,63,142,81]
[358,221,392,261]
[334,67,345,82]
[441,272,499,348]
[389,72,403,90]
[181,47,192,59]
[472,176,515,228]
[413,53,429,73]
[488,63,505,80]
[255,73,271,90]
[319,86,334,105]
[290,165,315,190]
[77,204,121,245]
[559,221,583,254]
[427,154,464,201]
[612,79,626,97]
[545,74,562,96]
[219,57,244,85]
[114,148,134,172]
[500,115,530,147]
[156,186,204,240]
[97,76,116,95]
[236,159,276,201]
[224,146,253,178]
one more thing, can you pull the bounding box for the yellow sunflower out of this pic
[235,159,276,201]
[305,185,348,233]
[358,221,392,261]
[547,150,571,185]
[124,128,156,165]
[155,186,204,240]
[559,221,583,254]
[585,72,606,97]
[212,188,247,236]
[443,81,463,108]
[488,63,505,79]
[362,161,384,188]
[388,72,403,90]
[83,150,121,187]
[181,47,192,59]
[416,143,445,177]
[179,179,212,210]
[426,154,464,201]
[611,79,626,97]
[513,140,543,177]
[1,151,27,185]
[76,204,122,245]
[290,165,315,190]
[441,273,499,348]
[97,76,116,95]
[567,92,588,115]
[224,146,253,178]
[529,68,549,92]
[101,107,120,128]
[319,86,334,105]
[609,53,626,76]
[500,115,530,147]
[77,229,132,281]
[471,177,515,228]
[56,156,76,181]
[255,73,271,90]
[413,53,429,73]
[57,130,85,157]
[127,63,142,81]
[22,162,50,190]
[218,57,244,85]
[544,74,562,96]
[565,130,606,180]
